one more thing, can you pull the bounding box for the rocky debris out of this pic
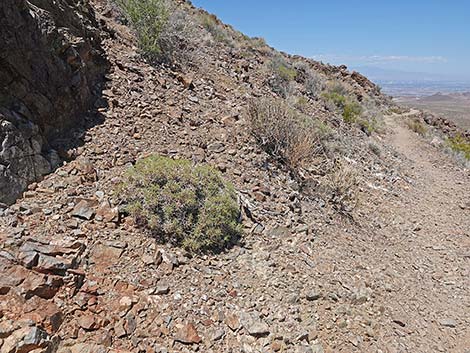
[0,0,467,352]
[422,111,470,139]
[0,324,51,353]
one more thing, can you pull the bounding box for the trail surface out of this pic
[312,114,470,352]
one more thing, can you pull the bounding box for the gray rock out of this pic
[71,200,95,220]
[439,318,457,328]
[154,282,170,295]
[306,291,321,301]
[241,313,270,337]
[207,142,225,153]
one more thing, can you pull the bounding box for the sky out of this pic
[191,0,470,80]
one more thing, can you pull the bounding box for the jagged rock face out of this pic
[0,0,107,204]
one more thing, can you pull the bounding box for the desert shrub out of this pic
[447,135,470,160]
[293,96,309,112]
[406,118,428,136]
[328,81,349,96]
[343,101,362,123]
[388,105,409,115]
[358,100,385,135]
[293,62,324,97]
[304,71,324,98]
[324,162,359,214]
[323,83,381,129]
[247,97,326,173]
[267,57,297,98]
[200,13,233,45]
[119,156,242,253]
[322,82,349,108]
[116,0,195,64]
[322,91,347,109]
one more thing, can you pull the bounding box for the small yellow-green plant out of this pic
[119,156,242,253]
[447,135,470,160]
[342,101,362,123]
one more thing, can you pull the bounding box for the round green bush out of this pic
[119,155,242,253]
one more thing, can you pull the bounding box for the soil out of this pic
[310,113,470,352]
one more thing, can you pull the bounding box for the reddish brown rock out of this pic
[78,315,100,331]
[174,323,202,344]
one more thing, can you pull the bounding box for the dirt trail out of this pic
[313,114,470,352]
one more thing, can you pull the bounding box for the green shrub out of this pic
[322,92,346,109]
[116,0,195,64]
[119,156,242,253]
[322,82,368,126]
[343,101,362,123]
[116,0,168,58]
[268,57,297,98]
[447,135,470,160]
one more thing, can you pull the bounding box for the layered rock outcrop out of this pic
[0,0,107,204]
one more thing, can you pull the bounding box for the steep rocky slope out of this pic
[0,0,108,204]
[0,1,468,353]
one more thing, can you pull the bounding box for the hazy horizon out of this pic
[192,0,470,81]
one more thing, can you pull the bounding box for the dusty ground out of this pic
[311,113,470,352]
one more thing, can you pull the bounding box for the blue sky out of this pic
[192,0,470,80]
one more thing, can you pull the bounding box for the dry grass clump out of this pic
[118,156,242,253]
[324,162,359,214]
[293,61,325,98]
[247,97,328,174]
[406,118,428,136]
[200,13,234,46]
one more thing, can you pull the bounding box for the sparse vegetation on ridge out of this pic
[119,156,242,253]
[116,0,196,64]
[200,12,234,45]
[447,134,470,160]
[267,56,298,98]
[322,82,384,134]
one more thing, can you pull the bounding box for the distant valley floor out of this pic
[394,92,470,130]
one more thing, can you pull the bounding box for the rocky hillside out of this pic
[1,1,469,353]
[0,0,108,204]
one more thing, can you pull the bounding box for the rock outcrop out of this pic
[0,0,107,204]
